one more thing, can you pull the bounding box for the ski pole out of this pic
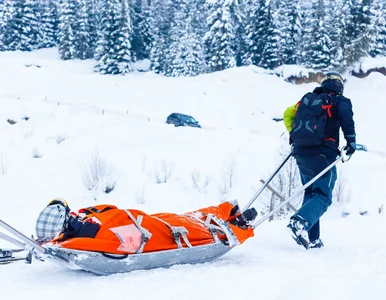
[252,152,345,229]
[242,151,292,212]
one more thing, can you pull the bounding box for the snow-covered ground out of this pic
[1,49,386,299]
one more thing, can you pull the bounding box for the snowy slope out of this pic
[0,49,386,299]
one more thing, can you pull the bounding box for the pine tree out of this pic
[243,0,270,66]
[370,0,386,57]
[130,0,154,61]
[87,0,99,58]
[203,0,239,72]
[327,0,345,69]
[95,0,132,75]
[303,0,331,69]
[343,0,374,68]
[39,0,59,48]
[0,0,13,51]
[149,0,174,74]
[166,0,206,77]
[59,0,78,60]
[276,0,302,65]
[259,3,281,69]
[2,0,39,51]
[75,0,92,59]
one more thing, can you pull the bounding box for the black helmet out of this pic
[320,71,345,94]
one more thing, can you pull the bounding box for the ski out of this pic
[0,256,26,264]
[0,248,25,258]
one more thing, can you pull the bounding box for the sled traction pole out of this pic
[252,150,349,229]
[242,151,292,213]
[0,231,26,249]
[0,219,70,266]
[0,220,45,253]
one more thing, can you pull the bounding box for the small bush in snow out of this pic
[55,134,67,144]
[141,154,147,172]
[333,168,348,204]
[136,184,147,204]
[0,150,6,175]
[82,151,117,194]
[154,160,175,184]
[191,170,210,193]
[218,155,237,200]
[270,138,301,219]
[32,148,42,158]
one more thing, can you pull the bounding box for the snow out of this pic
[1,48,386,298]
[354,56,386,73]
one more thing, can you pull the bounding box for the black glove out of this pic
[344,142,356,155]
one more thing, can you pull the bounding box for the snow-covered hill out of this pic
[1,49,386,299]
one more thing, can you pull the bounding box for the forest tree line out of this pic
[0,0,385,76]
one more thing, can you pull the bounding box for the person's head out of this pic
[320,71,345,94]
[35,198,70,242]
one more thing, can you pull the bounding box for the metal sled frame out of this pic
[0,213,237,275]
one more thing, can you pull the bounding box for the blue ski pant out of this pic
[293,154,337,242]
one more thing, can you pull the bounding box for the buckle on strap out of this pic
[204,214,239,247]
[123,210,152,254]
[152,216,193,249]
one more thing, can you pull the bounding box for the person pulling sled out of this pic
[283,71,356,249]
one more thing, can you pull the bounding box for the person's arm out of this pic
[63,216,100,239]
[337,97,356,141]
[337,96,356,151]
[283,103,298,132]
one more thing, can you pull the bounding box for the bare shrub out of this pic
[218,155,237,200]
[154,160,175,184]
[136,184,147,204]
[0,149,6,175]
[271,138,301,219]
[55,134,67,144]
[82,151,117,194]
[333,168,348,204]
[32,148,43,158]
[141,154,147,172]
[191,170,210,193]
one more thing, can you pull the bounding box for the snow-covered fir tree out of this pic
[2,0,39,51]
[95,0,132,75]
[276,0,302,65]
[259,2,281,69]
[370,0,386,57]
[166,0,206,77]
[203,0,240,72]
[75,0,93,59]
[343,0,374,68]
[149,0,174,74]
[0,0,13,51]
[39,0,59,48]
[303,0,331,69]
[130,0,154,61]
[86,0,100,59]
[243,0,269,66]
[326,0,345,69]
[59,0,78,60]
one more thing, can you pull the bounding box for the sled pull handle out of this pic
[242,151,292,212]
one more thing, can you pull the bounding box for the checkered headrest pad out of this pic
[35,204,68,242]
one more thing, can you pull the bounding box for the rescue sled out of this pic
[0,213,240,275]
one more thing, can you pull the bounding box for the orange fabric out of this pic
[55,202,254,254]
